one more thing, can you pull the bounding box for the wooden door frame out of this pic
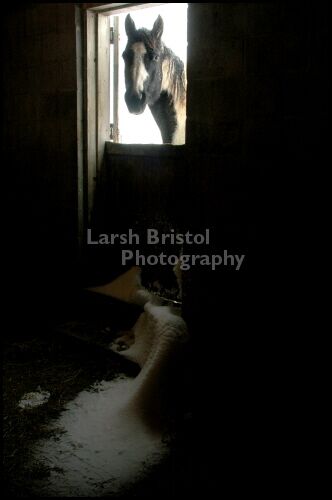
[76,3,183,252]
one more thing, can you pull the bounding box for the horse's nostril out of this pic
[125,90,147,115]
[128,90,144,101]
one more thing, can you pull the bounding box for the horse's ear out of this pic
[125,14,136,38]
[152,15,164,40]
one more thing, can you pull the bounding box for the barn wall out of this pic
[2,1,329,488]
[183,4,328,486]
[188,2,328,156]
[3,2,328,321]
[183,2,328,305]
[186,1,328,240]
[3,4,79,312]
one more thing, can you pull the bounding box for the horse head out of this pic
[123,14,164,115]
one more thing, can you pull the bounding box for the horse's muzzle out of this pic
[125,91,147,115]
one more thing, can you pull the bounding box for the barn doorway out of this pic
[109,3,188,144]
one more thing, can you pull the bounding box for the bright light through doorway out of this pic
[110,3,188,144]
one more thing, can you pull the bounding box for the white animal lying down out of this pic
[32,273,188,497]
[111,295,186,368]
[110,287,189,430]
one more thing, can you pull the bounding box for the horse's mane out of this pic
[161,46,187,108]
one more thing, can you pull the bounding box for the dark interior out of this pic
[3,2,327,496]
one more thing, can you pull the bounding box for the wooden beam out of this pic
[82,3,165,15]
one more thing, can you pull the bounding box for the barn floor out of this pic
[3,291,193,498]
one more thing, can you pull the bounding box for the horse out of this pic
[123,14,187,145]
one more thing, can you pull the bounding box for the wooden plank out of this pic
[105,142,187,157]
[113,15,120,143]
[97,13,110,174]
[86,11,97,225]
[75,5,85,253]
[83,4,164,15]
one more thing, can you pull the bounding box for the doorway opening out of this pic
[109,3,188,144]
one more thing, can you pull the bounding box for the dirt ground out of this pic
[3,295,193,498]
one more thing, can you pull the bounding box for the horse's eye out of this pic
[149,52,159,61]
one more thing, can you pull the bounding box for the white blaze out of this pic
[131,42,148,95]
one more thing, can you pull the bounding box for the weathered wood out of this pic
[106,142,186,157]
[76,5,85,253]
[97,13,110,172]
[85,11,97,224]
[83,4,164,15]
